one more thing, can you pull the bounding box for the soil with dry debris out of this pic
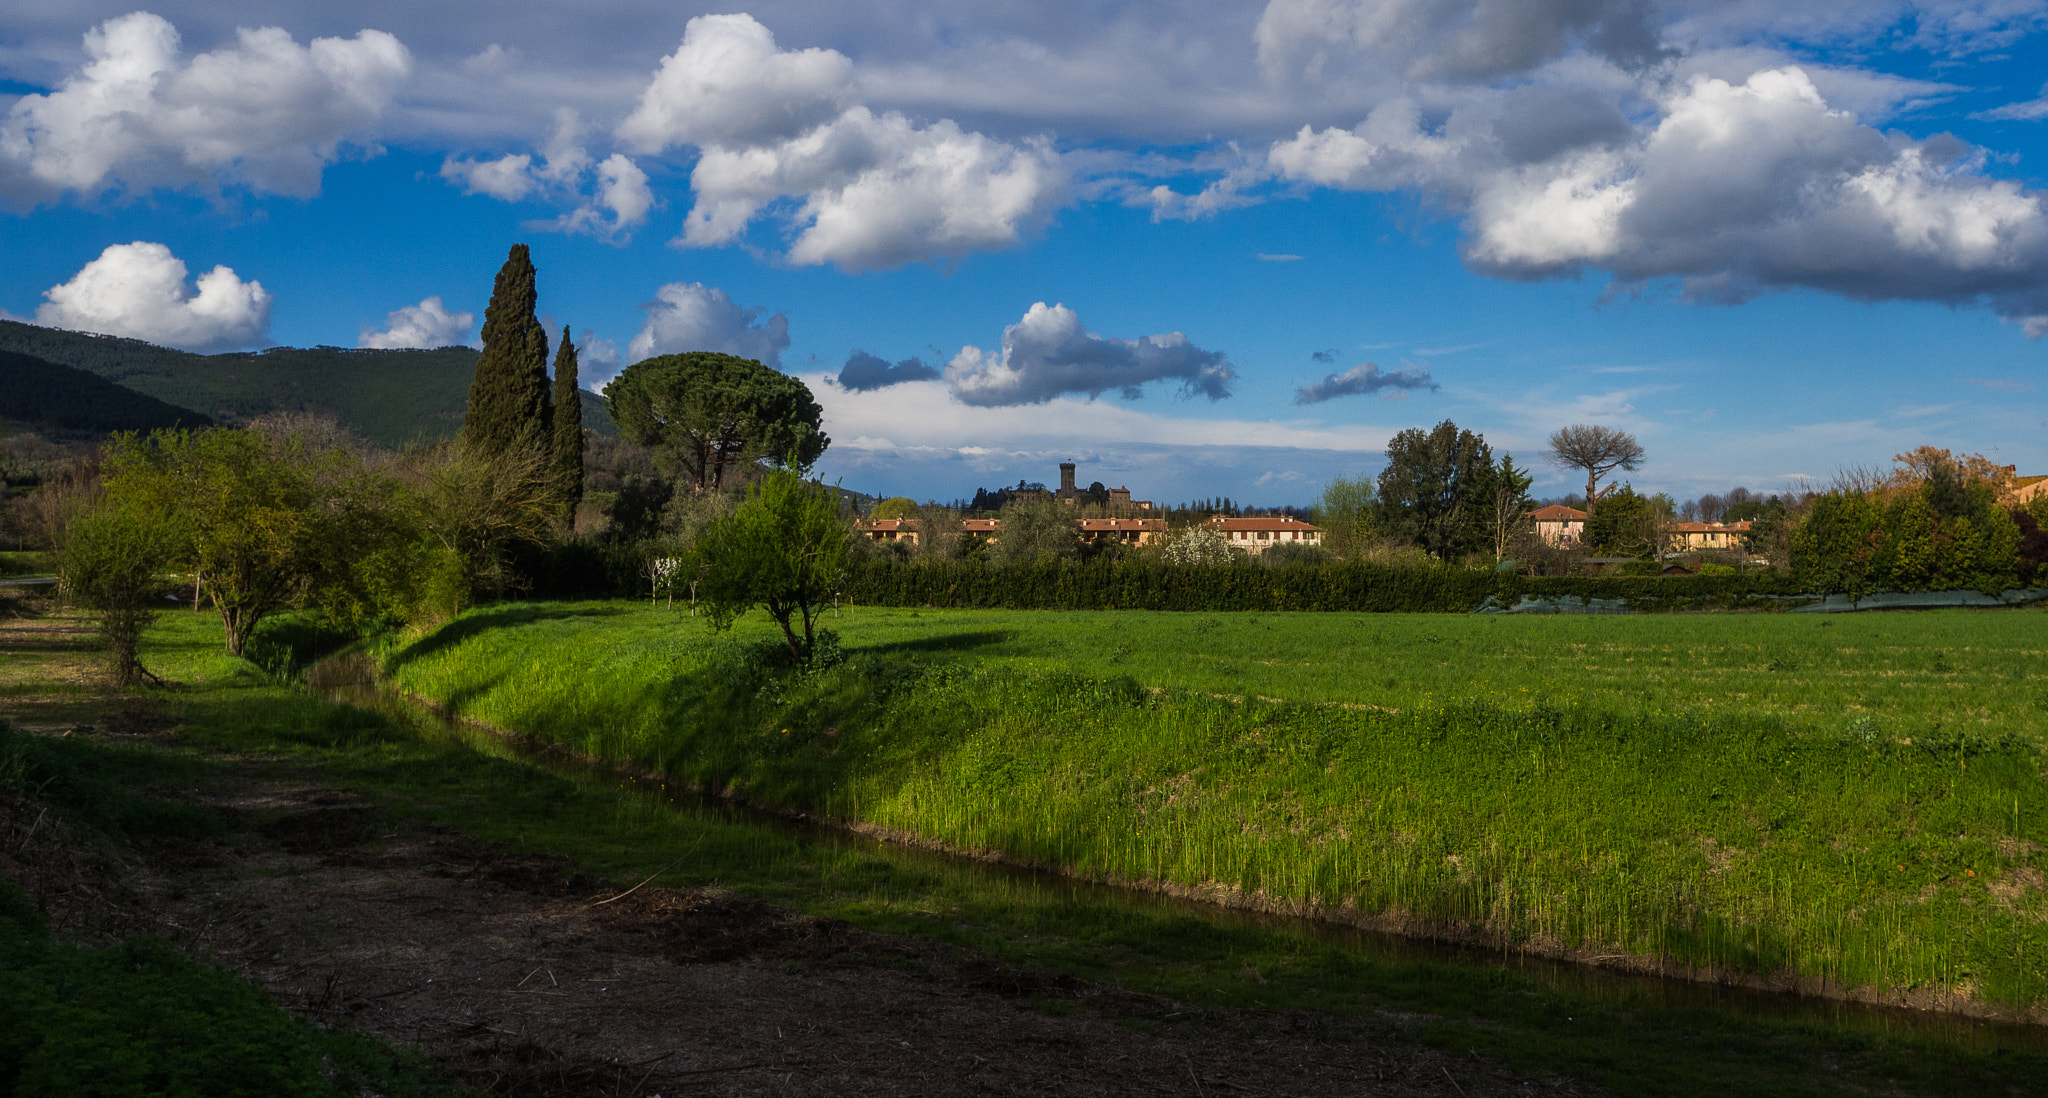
[1,611,1589,1097]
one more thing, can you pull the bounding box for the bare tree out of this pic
[1545,425,1644,512]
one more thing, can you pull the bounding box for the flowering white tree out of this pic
[1160,525,1235,565]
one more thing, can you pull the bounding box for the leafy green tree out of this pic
[605,352,828,494]
[104,429,337,657]
[57,497,181,685]
[1485,453,1535,561]
[698,468,853,661]
[462,244,552,459]
[400,441,558,621]
[989,496,1080,565]
[1377,420,1498,559]
[1583,484,1659,558]
[871,496,917,520]
[1791,490,1884,599]
[550,326,583,526]
[1312,474,1380,559]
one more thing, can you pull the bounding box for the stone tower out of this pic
[1058,461,1078,501]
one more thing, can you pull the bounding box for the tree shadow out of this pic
[854,629,1017,656]
[384,603,629,672]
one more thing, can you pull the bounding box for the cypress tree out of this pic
[550,325,584,524]
[463,244,552,458]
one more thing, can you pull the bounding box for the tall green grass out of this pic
[384,601,2048,1011]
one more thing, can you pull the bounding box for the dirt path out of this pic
[0,610,1588,1097]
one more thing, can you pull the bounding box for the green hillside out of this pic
[0,320,615,450]
[0,350,215,436]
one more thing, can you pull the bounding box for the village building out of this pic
[1525,504,1587,547]
[1203,515,1324,554]
[1662,520,1752,553]
[1077,517,1168,546]
[2005,472,2048,508]
[854,518,920,545]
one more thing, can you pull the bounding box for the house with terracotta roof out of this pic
[1077,517,1168,546]
[1525,504,1587,546]
[1662,520,1752,553]
[854,518,920,545]
[1203,515,1324,554]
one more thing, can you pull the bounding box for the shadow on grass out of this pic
[384,602,629,673]
[854,629,1017,656]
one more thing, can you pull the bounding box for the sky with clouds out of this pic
[2,1,2046,504]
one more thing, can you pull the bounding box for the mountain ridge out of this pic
[0,320,616,450]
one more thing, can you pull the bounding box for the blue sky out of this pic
[3,2,2046,506]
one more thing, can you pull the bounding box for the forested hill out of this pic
[0,350,215,435]
[0,320,616,449]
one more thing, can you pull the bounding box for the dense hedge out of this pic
[521,543,1815,612]
[833,558,1808,613]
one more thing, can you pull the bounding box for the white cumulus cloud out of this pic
[359,296,474,349]
[615,13,853,150]
[1268,67,2048,330]
[944,302,1235,407]
[36,241,271,352]
[440,109,654,242]
[617,13,1067,271]
[627,281,792,366]
[0,12,410,206]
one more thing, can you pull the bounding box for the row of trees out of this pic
[57,418,561,682]
[1792,449,2047,597]
[48,243,855,677]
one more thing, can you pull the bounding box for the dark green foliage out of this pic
[0,351,213,435]
[1377,421,1514,558]
[0,317,615,449]
[1584,483,1655,557]
[1793,476,2021,597]
[550,326,584,522]
[832,557,1806,612]
[605,352,828,494]
[463,245,553,458]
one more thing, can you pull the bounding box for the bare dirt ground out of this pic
[0,608,1591,1097]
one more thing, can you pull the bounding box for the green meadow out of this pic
[0,608,2035,1095]
[382,602,2048,1013]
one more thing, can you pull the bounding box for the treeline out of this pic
[1791,449,2048,597]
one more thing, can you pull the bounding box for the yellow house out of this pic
[1203,516,1325,554]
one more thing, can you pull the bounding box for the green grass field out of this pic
[382,601,2048,1016]
[0,607,2016,1095]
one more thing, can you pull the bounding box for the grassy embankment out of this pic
[3,609,2044,1094]
[383,602,2048,1015]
